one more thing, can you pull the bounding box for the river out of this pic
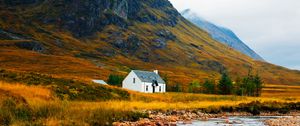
[177,116,289,126]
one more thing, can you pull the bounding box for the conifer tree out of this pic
[218,72,233,95]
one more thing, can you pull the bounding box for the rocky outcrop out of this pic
[152,30,176,48]
[197,60,226,73]
[20,0,180,37]
[153,38,167,49]
[1,0,42,6]
[110,32,141,54]
[15,41,46,53]
[112,0,128,19]
[0,29,47,53]
[155,30,176,41]
[0,29,24,40]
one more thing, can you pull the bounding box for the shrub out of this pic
[0,98,32,123]
[188,80,201,93]
[14,106,32,121]
[34,104,62,118]
[107,74,125,87]
[0,109,11,126]
[203,79,216,94]
[167,82,183,92]
[88,108,148,125]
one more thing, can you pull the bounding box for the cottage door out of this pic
[152,85,155,93]
[152,80,158,93]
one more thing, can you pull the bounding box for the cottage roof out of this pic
[92,80,108,85]
[132,70,166,84]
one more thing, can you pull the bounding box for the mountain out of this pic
[181,9,264,61]
[0,0,300,88]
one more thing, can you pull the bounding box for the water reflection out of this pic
[178,116,289,126]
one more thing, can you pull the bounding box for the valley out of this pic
[0,0,300,125]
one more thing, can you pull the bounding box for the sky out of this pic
[169,0,300,70]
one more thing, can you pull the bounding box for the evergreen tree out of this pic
[218,72,233,95]
[243,74,255,96]
[235,76,245,96]
[203,79,216,94]
[253,74,263,97]
[107,74,125,87]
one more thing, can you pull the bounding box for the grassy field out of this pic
[1,81,300,125]
[262,84,300,98]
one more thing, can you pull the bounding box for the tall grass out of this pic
[0,69,130,101]
[1,81,300,125]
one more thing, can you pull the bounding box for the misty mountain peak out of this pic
[182,9,264,61]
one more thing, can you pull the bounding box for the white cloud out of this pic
[170,0,300,70]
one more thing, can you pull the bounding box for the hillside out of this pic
[0,0,300,89]
[0,70,300,125]
[181,9,264,61]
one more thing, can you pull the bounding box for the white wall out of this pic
[122,71,143,92]
[143,82,166,93]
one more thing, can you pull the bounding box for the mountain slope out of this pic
[181,9,264,61]
[0,0,300,89]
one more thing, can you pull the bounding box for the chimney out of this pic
[154,70,158,74]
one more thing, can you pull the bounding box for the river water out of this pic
[177,116,288,126]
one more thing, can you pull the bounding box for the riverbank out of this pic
[265,116,300,126]
[113,110,300,126]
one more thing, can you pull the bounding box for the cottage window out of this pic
[133,78,135,83]
[146,86,149,91]
[159,86,161,92]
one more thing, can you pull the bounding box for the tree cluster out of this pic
[235,72,264,97]
[187,71,263,97]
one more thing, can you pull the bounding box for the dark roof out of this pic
[132,70,166,84]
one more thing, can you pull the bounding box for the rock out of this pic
[150,0,172,8]
[111,34,141,54]
[153,38,167,49]
[0,29,25,40]
[152,30,176,49]
[197,60,226,73]
[112,0,129,19]
[15,41,46,53]
[127,34,141,52]
[265,116,300,126]
[183,120,192,124]
[155,30,176,41]
[2,0,42,6]
[54,39,64,47]
[8,0,179,37]
[96,48,116,57]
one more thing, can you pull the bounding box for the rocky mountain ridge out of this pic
[181,9,264,61]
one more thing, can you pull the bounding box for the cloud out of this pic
[170,0,300,70]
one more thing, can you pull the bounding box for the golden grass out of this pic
[0,81,54,104]
[262,84,300,98]
[0,81,300,125]
[1,81,299,110]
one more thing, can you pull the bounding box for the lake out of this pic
[178,116,289,126]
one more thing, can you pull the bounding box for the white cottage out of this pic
[122,70,166,93]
